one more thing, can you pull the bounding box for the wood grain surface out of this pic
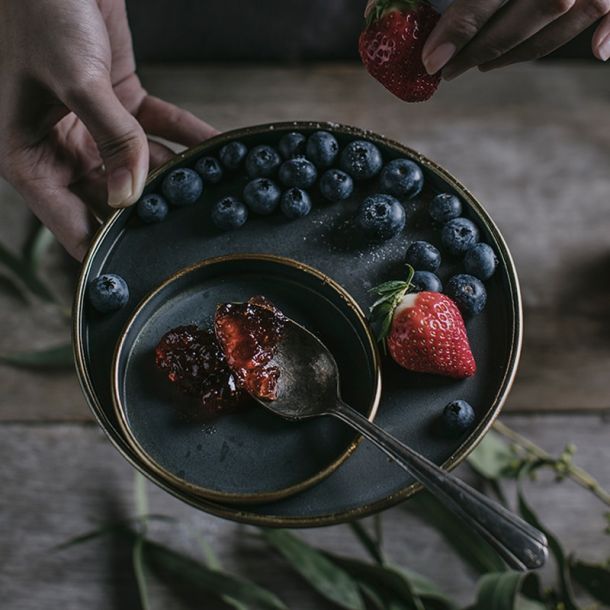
[0,62,609,609]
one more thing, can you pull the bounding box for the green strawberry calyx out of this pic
[369,264,416,347]
[365,0,430,27]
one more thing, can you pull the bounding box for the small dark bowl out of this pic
[112,254,382,505]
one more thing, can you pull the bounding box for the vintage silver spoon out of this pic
[254,316,548,571]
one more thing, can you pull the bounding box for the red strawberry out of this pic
[359,0,441,103]
[370,268,476,378]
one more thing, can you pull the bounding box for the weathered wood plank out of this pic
[1,63,609,418]
[1,415,608,608]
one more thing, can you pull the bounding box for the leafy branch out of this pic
[0,220,73,370]
[492,420,610,508]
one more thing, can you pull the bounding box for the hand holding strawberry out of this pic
[370,266,476,379]
[359,0,441,103]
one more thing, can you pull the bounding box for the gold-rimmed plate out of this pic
[111,254,381,505]
[73,121,522,527]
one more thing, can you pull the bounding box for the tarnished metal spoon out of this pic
[252,315,548,571]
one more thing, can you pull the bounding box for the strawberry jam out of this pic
[155,325,247,416]
[214,296,286,401]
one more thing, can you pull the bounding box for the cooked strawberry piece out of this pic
[214,297,286,401]
[155,325,247,415]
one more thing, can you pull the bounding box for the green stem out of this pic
[492,420,610,508]
[134,472,150,534]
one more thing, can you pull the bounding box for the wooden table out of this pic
[1,63,609,608]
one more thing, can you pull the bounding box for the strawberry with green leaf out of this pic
[370,266,476,378]
[359,0,441,103]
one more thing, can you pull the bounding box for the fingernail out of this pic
[598,35,610,61]
[442,66,462,81]
[423,42,456,75]
[107,168,134,208]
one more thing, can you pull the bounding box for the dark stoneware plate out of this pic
[74,121,522,527]
[112,255,381,504]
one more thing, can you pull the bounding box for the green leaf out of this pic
[514,596,546,610]
[369,266,415,344]
[133,472,149,521]
[360,583,386,610]
[261,529,365,610]
[53,515,175,551]
[144,538,287,610]
[329,555,456,610]
[348,520,384,565]
[329,556,423,610]
[397,567,456,609]
[133,536,152,610]
[471,572,544,610]
[0,344,74,370]
[23,224,56,276]
[403,493,506,575]
[0,275,28,303]
[0,241,55,302]
[516,464,578,610]
[369,280,410,296]
[569,559,610,605]
[55,523,133,551]
[197,534,249,610]
[467,431,518,481]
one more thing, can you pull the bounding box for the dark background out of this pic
[126,0,598,62]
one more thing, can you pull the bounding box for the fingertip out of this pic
[423,42,457,76]
[593,37,610,62]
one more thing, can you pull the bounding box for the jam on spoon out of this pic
[155,325,247,417]
[214,296,286,401]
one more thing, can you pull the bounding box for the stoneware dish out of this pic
[73,121,522,527]
[111,254,382,504]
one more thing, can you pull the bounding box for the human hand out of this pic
[421,0,610,80]
[0,0,218,261]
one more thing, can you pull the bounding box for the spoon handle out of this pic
[331,400,548,571]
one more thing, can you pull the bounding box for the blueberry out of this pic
[464,243,498,281]
[405,241,441,272]
[380,159,424,198]
[136,193,169,224]
[281,188,312,219]
[245,145,281,179]
[441,218,480,256]
[279,132,306,159]
[446,274,487,316]
[194,156,223,184]
[278,158,318,189]
[88,274,129,313]
[306,131,339,168]
[356,194,406,240]
[429,193,462,223]
[412,271,443,293]
[211,196,248,231]
[340,140,383,180]
[161,168,203,206]
[219,141,248,171]
[319,169,354,202]
[243,178,281,215]
[440,400,476,437]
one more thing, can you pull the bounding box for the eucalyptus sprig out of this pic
[492,421,610,508]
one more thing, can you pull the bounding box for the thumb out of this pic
[62,77,149,208]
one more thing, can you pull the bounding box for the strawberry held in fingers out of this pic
[359,0,441,103]
[370,267,476,378]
